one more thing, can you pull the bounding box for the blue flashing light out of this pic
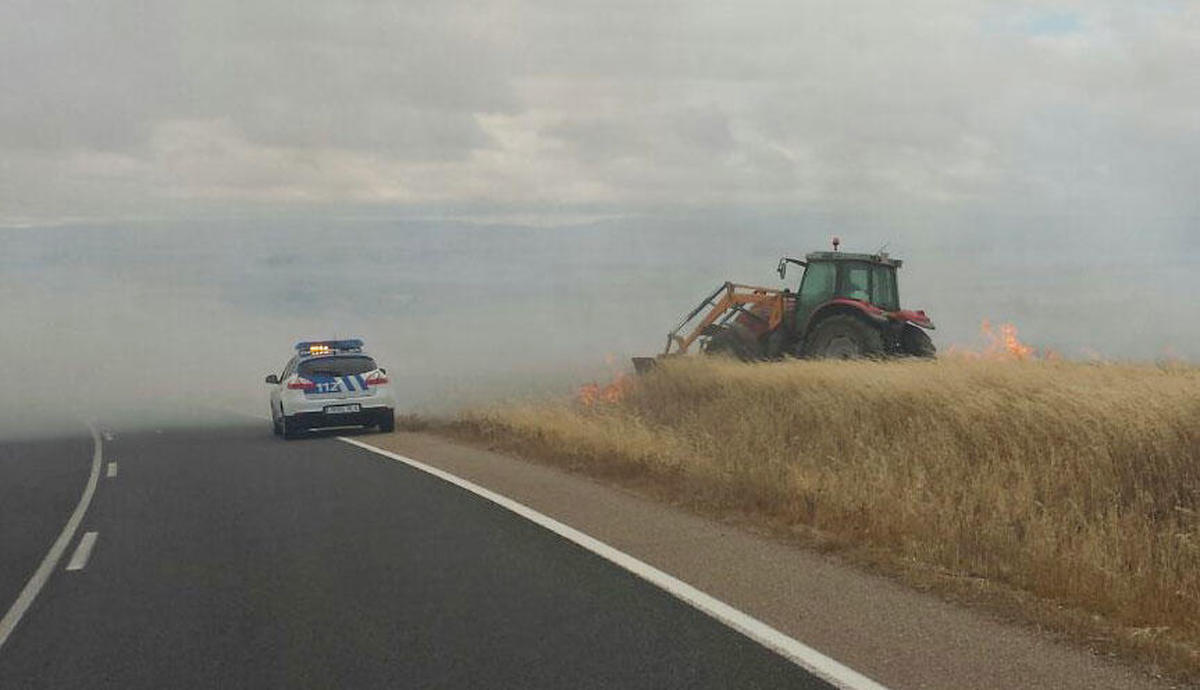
[295,339,364,355]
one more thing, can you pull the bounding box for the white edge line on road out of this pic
[65,532,99,571]
[106,462,118,479]
[337,435,889,690]
[0,421,103,650]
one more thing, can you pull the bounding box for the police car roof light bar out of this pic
[294,339,364,354]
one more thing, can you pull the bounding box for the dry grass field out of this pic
[453,356,1200,678]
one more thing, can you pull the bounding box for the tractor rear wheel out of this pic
[900,324,936,358]
[804,314,884,359]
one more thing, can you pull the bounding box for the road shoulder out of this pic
[359,431,1168,690]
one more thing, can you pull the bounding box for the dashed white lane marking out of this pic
[65,532,99,572]
[338,436,889,690]
[106,462,118,478]
[0,422,103,650]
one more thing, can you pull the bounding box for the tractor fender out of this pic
[803,300,888,334]
[889,308,936,330]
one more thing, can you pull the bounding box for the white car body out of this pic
[267,340,395,438]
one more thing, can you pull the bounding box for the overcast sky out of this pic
[2,1,1198,228]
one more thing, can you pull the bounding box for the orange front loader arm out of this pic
[664,282,788,355]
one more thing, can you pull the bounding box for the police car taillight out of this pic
[365,372,388,386]
[287,376,316,391]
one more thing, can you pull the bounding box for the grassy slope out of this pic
[453,357,1200,678]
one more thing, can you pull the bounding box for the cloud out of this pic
[1,1,1198,222]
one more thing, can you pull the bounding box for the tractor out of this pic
[634,239,935,371]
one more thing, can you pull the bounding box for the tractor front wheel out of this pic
[804,315,884,359]
[900,324,936,358]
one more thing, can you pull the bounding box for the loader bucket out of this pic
[631,357,659,375]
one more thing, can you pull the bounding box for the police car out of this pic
[265,339,395,439]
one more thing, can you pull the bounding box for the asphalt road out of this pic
[0,418,831,689]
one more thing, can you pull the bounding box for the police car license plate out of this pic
[324,404,361,415]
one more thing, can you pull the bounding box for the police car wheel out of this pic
[271,413,282,436]
[378,410,395,433]
[282,417,304,440]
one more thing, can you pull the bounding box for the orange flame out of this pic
[948,320,1042,360]
[577,356,634,406]
[577,374,632,406]
[981,319,1035,359]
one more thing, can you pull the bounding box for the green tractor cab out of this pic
[777,249,935,359]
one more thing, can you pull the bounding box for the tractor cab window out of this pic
[841,263,871,302]
[872,264,899,310]
[797,261,836,310]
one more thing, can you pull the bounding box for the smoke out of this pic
[1,210,1194,438]
[3,2,1197,441]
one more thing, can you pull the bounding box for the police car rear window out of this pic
[298,356,377,377]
